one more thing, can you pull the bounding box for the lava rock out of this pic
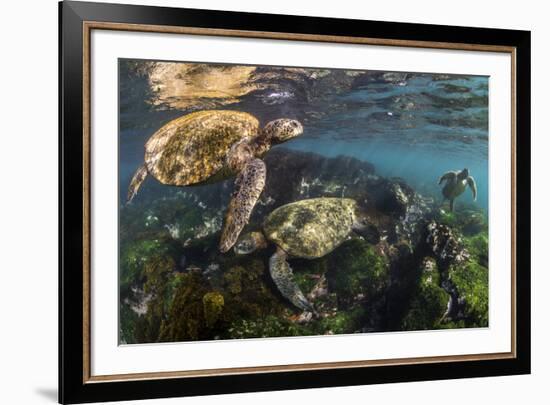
[425,221,470,268]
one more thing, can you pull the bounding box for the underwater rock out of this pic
[125,287,152,316]
[464,232,489,268]
[400,257,450,330]
[119,236,180,294]
[425,221,470,268]
[221,259,288,320]
[261,148,375,209]
[448,261,489,327]
[177,255,187,271]
[227,316,304,339]
[129,149,433,251]
[156,272,211,342]
[204,263,221,277]
[396,195,434,247]
[385,182,409,214]
[307,275,329,301]
[316,307,367,335]
[457,210,487,236]
[368,177,415,217]
[184,265,203,274]
[461,215,486,236]
[326,239,390,310]
[437,208,487,237]
[202,292,225,327]
[291,258,336,315]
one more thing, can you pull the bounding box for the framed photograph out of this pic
[59,1,531,403]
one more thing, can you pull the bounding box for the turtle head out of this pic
[458,168,470,180]
[261,118,303,144]
[234,231,268,255]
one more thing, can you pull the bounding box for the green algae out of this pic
[450,261,489,327]
[316,307,366,335]
[203,292,225,327]
[326,239,389,309]
[291,258,328,294]
[464,231,489,268]
[119,303,139,344]
[228,316,304,339]
[157,272,209,342]
[436,209,487,237]
[400,258,450,330]
[222,259,287,320]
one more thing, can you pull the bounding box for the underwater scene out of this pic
[119,59,489,344]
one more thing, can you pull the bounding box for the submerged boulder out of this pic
[448,261,489,327]
[425,221,470,268]
[400,257,450,330]
[368,178,412,217]
[326,239,390,310]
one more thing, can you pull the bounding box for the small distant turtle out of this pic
[127,110,303,252]
[234,198,379,313]
[438,168,477,212]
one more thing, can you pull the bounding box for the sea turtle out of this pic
[127,110,303,252]
[438,168,477,212]
[234,197,379,313]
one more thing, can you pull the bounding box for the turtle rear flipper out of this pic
[219,158,266,253]
[269,248,316,314]
[127,164,148,204]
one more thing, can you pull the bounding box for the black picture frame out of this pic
[59,1,531,403]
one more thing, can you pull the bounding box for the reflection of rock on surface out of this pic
[124,61,394,113]
[148,63,258,109]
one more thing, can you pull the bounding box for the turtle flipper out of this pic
[127,164,148,204]
[269,248,316,313]
[219,158,266,253]
[438,171,456,185]
[449,198,455,212]
[467,176,477,201]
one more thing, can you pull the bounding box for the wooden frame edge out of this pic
[85,352,515,384]
[81,20,518,385]
[82,19,92,384]
[85,21,516,53]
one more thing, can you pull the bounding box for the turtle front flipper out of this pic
[467,176,477,201]
[127,164,148,204]
[219,158,266,253]
[269,247,316,314]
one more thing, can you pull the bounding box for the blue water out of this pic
[119,64,488,212]
[286,75,488,211]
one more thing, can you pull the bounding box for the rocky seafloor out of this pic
[119,148,488,344]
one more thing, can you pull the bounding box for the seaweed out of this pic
[449,261,489,327]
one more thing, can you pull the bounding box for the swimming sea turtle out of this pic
[127,110,303,252]
[234,198,378,313]
[438,168,477,212]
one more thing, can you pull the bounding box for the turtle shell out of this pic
[263,198,357,259]
[144,110,260,185]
